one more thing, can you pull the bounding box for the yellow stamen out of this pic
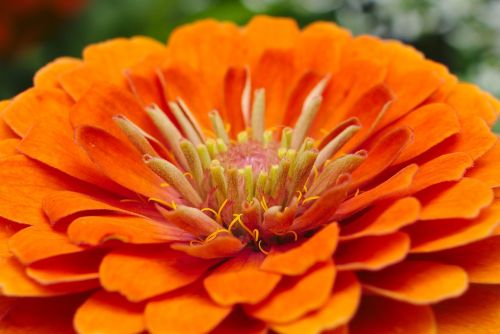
[160,182,170,187]
[302,195,320,204]
[205,228,230,242]
[296,190,303,203]
[253,229,260,242]
[148,197,177,210]
[257,240,270,255]
[274,230,298,241]
[354,188,361,197]
[227,214,254,238]
[260,195,269,211]
[189,239,204,246]
[183,172,193,179]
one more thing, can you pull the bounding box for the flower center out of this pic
[115,79,369,253]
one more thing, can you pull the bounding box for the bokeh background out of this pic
[1,0,500,128]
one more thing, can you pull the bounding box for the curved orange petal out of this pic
[0,138,19,158]
[204,252,281,306]
[271,271,361,334]
[42,190,140,226]
[446,82,498,126]
[26,250,102,285]
[0,100,18,139]
[76,126,174,201]
[223,67,247,136]
[9,225,83,265]
[466,139,500,188]
[335,164,418,218]
[260,223,339,276]
[336,232,410,271]
[0,256,98,297]
[361,260,468,305]
[1,295,86,334]
[243,16,300,66]
[410,152,474,194]
[391,103,460,164]
[425,235,500,284]
[145,286,231,334]
[350,127,413,190]
[100,246,214,302]
[313,59,386,133]
[408,199,500,253]
[295,21,351,74]
[60,37,165,99]
[170,234,245,259]
[33,57,82,89]
[68,215,191,246]
[377,68,443,130]
[340,197,420,240]
[245,261,335,324]
[350,296,436,334]
[18,100,123,194]
[434,284,500,333]
[74,290,145,334]
[418,178,493,220]
[3,87,72,137]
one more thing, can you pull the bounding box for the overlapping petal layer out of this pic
[0,15,499,334]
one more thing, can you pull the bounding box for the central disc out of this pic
[219,140,280,173]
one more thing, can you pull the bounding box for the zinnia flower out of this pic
[1,16,500,333]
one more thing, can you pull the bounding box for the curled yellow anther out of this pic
[302,195,320,205]
[274,230,298,242]
[258,240,270,255]
[260,196,269,211]
[148,197,177,210]
[160,182,170,187]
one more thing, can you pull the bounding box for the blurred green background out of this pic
[1,0,500,107]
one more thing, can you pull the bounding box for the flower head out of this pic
[1,16,500,333]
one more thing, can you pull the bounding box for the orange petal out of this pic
[410,152,474,194]
[74,290,145,334]
[340,197,420,240]
[244,16,299,66]
[171,234,245,259]
[42,190,139,226]
[18,106,123,194]
[391,103,460,164]
[350,296,436,334]
[61,37,164,99]
[424,235,500,284]
[0,138,19,158]
[295,21,351,74]
[434,284,500,333]
[253,49,299,128]
[0,100,18,139]
[260,223,339,276]
[71,82,162,141]
[68,215,191,246]
[361,260,468,305]
[377,68,443,129]
[76,126,174,201]
[145,286,231,334]
[26,250,102,284]
[204,252,281,306]
[313,60,386,134]
[33,57,82,89]
[335,164,418,218]
[440,112,496,160]
[339,83,394,151]
[0,256,98,297]
[3,87,72,137]
[336,232,410,271]
[418,178,493,220]
[223,67,247,136]
[408,200,500,253]
[446,82,498,126]
[9,225,83,265]
[271,271,361,334]
[0,155,83,226]
[100,245,214,302]
[350,127,413,190]
[245,261,335,324]
[466,139,500,188]
[1,295,86,334]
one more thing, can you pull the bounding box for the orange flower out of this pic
[1,16,500,333]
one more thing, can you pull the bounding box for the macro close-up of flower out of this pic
[1,14,500,334]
